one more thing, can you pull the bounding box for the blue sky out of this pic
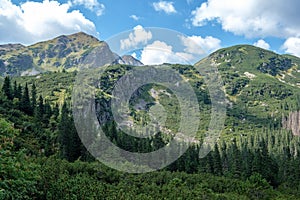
[1,0,300,64]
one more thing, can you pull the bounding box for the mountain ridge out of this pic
[0,32,143,76]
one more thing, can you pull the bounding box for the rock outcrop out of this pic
[282,111,300,136]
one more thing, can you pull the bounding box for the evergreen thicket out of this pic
[1,75,300,199]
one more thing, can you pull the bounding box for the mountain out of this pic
[199,45,300,136]
[118,55,143,66]
[3,44,300,198]
[11,44,300,138]
[0,32,143,76]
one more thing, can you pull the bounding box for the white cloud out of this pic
[0,0,97,45]
[120,25,152,50]
[253,39,270,50]
[131,52,138,59]
[180,35,221,54]
[141,41,188,65]
[282,37,300,57]
[191,0,300,38]
[130,15,140,21]
[153,1,177,14]
[140,35,220,65]
[71,0,105,16]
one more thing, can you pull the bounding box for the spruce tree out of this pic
[13,80,17,99]
[20,83,32,115]
[43,100,52,125]
[59,102,81,162]
[231,138,241,178]
[31,82,37,111]
[36,95,44,122]
[221,141,229,173]
[16,84,22,99]
[2,76,12,100]
[213,143,223,175]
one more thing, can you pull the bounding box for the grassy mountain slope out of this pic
[0,32,143,76]
[196,45,300,137]
[0,32,103,76]
[10,45,300,142]
[3,45,300,199]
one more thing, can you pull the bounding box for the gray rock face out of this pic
[118,55,144,66]
[282,111,300,136]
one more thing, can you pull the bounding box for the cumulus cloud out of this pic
[140,34,221,65]
[253,39,270,50]
[282,37,300,57]
[120,25,152,50]
[0,0,97,45]
[191,0,300,38]
[153,1,177,14]
[130,15,140,21]
[131,52,138,59]
[180,35,221,54]
[140,41,187,65]
[71,0,105,16]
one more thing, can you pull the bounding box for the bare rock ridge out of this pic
[0,32,143,76]
[119,55,144,66]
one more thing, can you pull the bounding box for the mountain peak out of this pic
[0,32,144,76]
[203,44,300,84]
[210,44,273,58]
[0,43,25,52]
[65,32,99,42]
[38,32,101,47]
[119,55,144,66]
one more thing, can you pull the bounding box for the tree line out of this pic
[1,75,300,199]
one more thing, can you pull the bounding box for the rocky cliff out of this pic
[282,111,300,136]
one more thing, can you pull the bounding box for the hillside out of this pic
[11,44,300,137]
[2,43,300,199]
[2,71,300,199]
[197,45,300,136]
[0,32,143,76]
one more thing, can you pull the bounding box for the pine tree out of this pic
[2,76,12,100]
[36,95,44,122]
[221,141,229,173]
[16,84,22,99]
[231,138,241,178]
[43,100,52,124]
[13,80,18,99]
[213,143,223,175]
[59,102,81,162]
[31,82,37,111]
[20,83,32,115]
[206,152,214,173]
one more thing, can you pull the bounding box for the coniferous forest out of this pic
[1,67,300,199]
[3,0,300,196]
[2,33,300,200]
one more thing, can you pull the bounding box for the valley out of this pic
[1,33,300,199]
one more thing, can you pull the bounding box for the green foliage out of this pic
[258,57,292,76]
[2,43,300,198]
[31,82,37,110]
[0,118,41,199]
[58,102,81,162]
[20,83,32,115]
[2,76,12,100]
